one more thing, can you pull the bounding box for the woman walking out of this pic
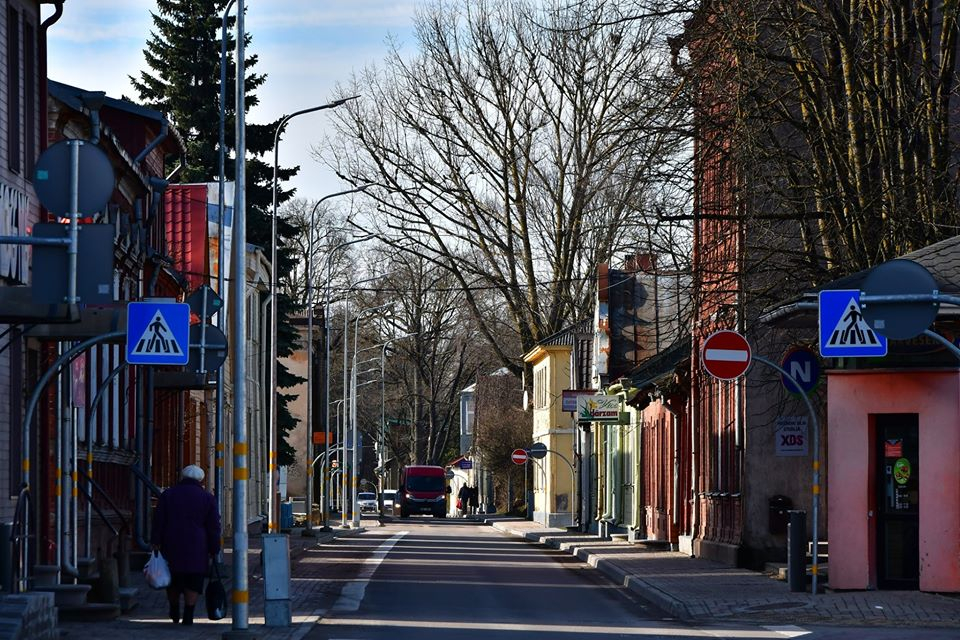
[151,464,221,625]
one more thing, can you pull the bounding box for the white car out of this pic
[381,489,398,513]
[358,492,378,513]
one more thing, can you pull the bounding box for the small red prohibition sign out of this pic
[701,330,752,380]
[511,449,528,465]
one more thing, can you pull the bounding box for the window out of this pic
[23,20,34,177]
[7,7,20,174]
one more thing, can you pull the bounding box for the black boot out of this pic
[181,604,195,625]
[169,601,180,624]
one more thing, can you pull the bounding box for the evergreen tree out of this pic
[131,0,302,465]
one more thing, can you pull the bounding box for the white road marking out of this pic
[331,531,408,612]
[705,348,749,362]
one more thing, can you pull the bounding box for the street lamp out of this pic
[267,96,359,533]
[303,186,372,534]
[349,302,394,527]
[379,333,416,497]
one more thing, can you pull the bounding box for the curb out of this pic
[485,519,691,620]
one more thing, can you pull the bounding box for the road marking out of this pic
[761,626,809,638]
[331,532,408,612]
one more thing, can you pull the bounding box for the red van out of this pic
[398,465,449,518]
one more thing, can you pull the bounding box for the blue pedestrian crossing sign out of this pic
[126,301,190,365]
[818,290,887,358]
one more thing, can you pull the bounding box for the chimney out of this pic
[624,253,655,273]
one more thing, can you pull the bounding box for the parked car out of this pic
[358,492,378,513]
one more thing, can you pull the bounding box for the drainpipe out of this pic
[662,398,681,544]
[133,120,168,166]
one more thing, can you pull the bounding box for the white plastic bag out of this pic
[143,550,171,589]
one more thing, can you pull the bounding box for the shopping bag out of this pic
[143,550,171,589]
[456,498,463,510]
[206,562,228,621]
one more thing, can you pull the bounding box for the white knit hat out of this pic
[182,465,205,482]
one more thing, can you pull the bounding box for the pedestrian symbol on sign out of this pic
[131,311,183,357]
[826,299,880,348]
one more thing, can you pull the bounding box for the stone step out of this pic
[56,602,121,623]
[118,587,139,613]
[76,557,98,580]
[31,565,59,588]
[33,583,91,608]
[634,538,672,550]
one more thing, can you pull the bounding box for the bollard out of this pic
[787,510,807,592]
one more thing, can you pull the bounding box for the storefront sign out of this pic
[884,439,903,458]
[775,416,808,456]
[562,389,597,412]
[0,182,30,284]
[576,394,620,423]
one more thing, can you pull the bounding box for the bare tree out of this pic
[672,0,960,310]
[324,0,689,375]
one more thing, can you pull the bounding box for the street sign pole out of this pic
[225,0,250,635]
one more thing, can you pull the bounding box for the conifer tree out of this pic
[131,0,302,465]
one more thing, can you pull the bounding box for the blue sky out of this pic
[44,0,418,198]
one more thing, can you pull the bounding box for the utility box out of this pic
[768,495,793,535]
[262,534,291,626]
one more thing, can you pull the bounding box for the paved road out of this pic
[308,517,958,640]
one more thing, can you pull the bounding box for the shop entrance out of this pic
[875,414,919,589]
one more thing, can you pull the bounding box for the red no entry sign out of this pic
[701,330,752,380]
[511,449,528,465]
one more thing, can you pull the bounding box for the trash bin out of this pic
[280,501,294,530]
[768,495,792,535]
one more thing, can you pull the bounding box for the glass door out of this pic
[876,414,919,590]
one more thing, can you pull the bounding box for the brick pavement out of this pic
[480,516,960,628]
[57,525,376,640]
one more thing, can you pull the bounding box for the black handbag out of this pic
[205,562,228,621]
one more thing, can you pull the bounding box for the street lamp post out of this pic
[379,333,416,496]
[304,187,372,534]
[268,96,358,533]
[350,303,394,528]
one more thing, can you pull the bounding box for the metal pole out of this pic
[269,101,358,534]
[321,233,374,529]
[215,0,236,558]
[228,0,250,632]
[66,139,81,303]
[351,303,392,527]
[753,355,820,595]
[305,212,314,533]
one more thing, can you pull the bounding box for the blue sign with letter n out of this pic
[780,347,821,394]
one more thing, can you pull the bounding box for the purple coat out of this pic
[150,478,221,575]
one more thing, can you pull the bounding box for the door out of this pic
[876,414,919,589]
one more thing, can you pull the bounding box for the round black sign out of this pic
[34,139,115,216]
[861,259,939,340]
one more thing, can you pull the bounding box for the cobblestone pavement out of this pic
[480,516,960,628]
[57,524,383,640]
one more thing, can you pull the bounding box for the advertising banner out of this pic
[575,394,620,423]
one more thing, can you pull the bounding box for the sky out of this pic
[44,0,419,199]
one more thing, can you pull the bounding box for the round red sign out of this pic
[701,330,752,380]
[511,449,528,465]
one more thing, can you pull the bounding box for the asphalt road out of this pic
[306,517,958,640]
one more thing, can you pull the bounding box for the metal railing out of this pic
[10,484,29,593]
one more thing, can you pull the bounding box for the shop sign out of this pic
[775,416,808,456]
[884,439,903,458]
[562,389,597,412]
[576,394,620,423]
[894,458,912,485]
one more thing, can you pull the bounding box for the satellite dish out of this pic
[861,259,939,340]
[34,139,115,216]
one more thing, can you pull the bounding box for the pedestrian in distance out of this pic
[468,485,479,515]
[151,464,221,626]
[457,484,469,517]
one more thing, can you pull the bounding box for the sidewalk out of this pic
[58,524,368,640]
[480,516,960,628]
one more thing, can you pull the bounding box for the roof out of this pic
[762,235,960,327]
[49,79,186,151]
[627,337,691,390]
[536,319,593,347]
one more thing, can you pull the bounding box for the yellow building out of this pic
[523,321,592,528]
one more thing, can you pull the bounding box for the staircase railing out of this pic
[79,469,130,558]
[10,484,29,593]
